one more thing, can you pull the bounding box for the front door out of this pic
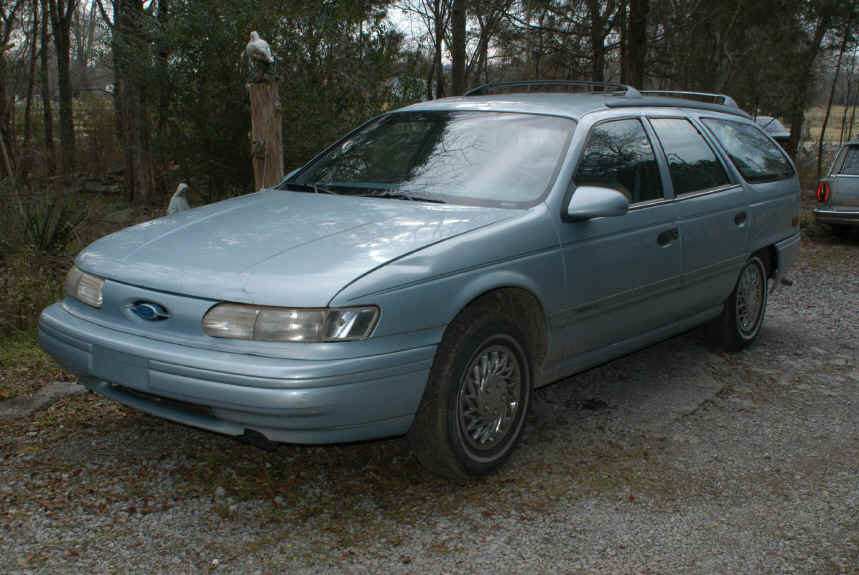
[550,117,683,366]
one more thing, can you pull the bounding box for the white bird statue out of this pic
[167,183,190,215]
[244,31,274,65]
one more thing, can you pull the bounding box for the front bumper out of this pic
[813,207,859,226]
[39,303,435,444]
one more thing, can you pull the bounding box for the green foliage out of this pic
[22,192,88,256]
[123,0,425,201]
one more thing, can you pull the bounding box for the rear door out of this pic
[829,143,859,209]
[647,116,748,315]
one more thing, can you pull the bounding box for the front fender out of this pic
[329,204,564,343]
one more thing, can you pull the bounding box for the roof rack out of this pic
[465,80,641,98]
[638,90,739,109]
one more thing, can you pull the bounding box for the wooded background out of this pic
[0,0,857,207]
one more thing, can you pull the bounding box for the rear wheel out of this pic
[830,224,852,238]
[713,255,768,351]
[408,300,532,479]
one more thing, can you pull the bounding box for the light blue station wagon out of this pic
[40,82,801,478]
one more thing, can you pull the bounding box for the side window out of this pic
[649,118,731,195]
[702,118,795,182]
[838,145,859,175]
[574,119,663,203]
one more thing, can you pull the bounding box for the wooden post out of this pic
[248,79,284,190]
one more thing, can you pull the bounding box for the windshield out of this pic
[287,111,576,208]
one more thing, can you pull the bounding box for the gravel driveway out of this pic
[2,229,857,575]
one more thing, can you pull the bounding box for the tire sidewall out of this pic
[444,317,532,476]
[732,255,768,344]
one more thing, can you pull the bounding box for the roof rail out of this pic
[639,90,739,109]
[465,80,641,98]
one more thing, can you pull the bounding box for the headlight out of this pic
[202,303,379,342]
[64,266,105,308]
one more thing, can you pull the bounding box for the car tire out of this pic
[713,255,768,351]
[830,224,852,238]
[408,299,532,479]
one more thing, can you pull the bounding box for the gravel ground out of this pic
[1,226,857,575]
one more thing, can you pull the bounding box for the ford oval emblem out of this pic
[131,301,170,321]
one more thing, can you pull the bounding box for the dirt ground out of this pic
[1,219,856,574]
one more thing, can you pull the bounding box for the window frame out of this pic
[833,144,859,177]
[645,115,738,200]
[286,109,578,209]
[569,116,671,210]
[700,116,796,184]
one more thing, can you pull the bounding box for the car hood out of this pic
[77,190,518,307]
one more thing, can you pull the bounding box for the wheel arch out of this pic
[444,286,549,381]
[755,245,777,279]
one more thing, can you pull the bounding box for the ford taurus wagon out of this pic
[40,81,801,478]
[815,140,859,232]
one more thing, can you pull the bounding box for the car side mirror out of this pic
[565,186,630,221]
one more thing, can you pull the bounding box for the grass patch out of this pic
[0,330,72,400]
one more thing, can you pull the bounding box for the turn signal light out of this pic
[816,181,830,202]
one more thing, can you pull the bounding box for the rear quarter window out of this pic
[836,145,859,175]
[703,118,795,183]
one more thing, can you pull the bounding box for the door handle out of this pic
[734,211,747,225]
[657,227,679,246]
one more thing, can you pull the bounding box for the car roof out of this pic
[398,86,752,121]
[400,93,620,119]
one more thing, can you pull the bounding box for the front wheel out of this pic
[713,255,768,351]
[408,302,532,479]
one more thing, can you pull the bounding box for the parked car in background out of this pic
[40,82,801,479]
[754,115,791,147]
[815,140,859,233]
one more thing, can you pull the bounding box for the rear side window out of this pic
[574,119,664,203]
[649,118,731,195]
[837,145,859,175]
[703,118,795,182]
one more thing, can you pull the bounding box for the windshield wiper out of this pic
[359,189,446,204]
[277,182,338,195]
[278,182,444,203]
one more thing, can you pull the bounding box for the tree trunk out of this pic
[40,0,56,175]
[0,1,19,169]
[623,0,648,88]
[115,0,154,204]
[248,80,284,190]
[433,0,445,98]
[451,0,466,95]
[587,0,606,82]
[155,0,170,199]
[849,92,857,140]
[0,55,10,173]
[817,28,849,179]
[22,0,39,177]
[838,41,855,143]
[48,0,77,173]
[477,15,489,84]
[787,15,830,158]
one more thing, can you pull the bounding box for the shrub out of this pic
[21,192,88,256]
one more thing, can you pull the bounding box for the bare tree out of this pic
[1,0,22,170]
[450,0,466,94]
[21,0,39,176]
[622,0,648,88]
[114,0,155,203]
[47,0,78,172]
[817,23,853,178]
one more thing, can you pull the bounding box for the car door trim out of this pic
[550,271,686,328]
[550,252,746,329]
[672,184,741,201]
